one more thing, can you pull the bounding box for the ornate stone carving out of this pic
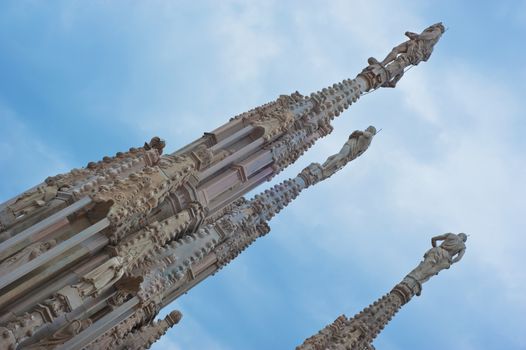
[4,185,57,222]
[297,232,467,349]
[112,203,204,272]
[26,318,92,349]
[232,96,296,142]
[133,127,375,311]
[0,239,57,275]
[74,256,125,298]
[214,223,270,268]
[136,229,219,301]
[84,302,160,350]
[370,23,444,67]
[143,136,166,155]
[295,126,375,189]
[320,126,376,178]
[0,294,70,349]
[268,129,311,175]
[46,138,164,194]
[95,153,198,242]
[295,315,348,350]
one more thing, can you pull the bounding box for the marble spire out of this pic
[296,232,467,350]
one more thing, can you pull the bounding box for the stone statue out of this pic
[113,310,182,350]
[0,239,57,276]
[144,136,166,155]
[7,185,57,219]
[321,126,376,178]
[367,22,445,87]
[75,256,125,297]
[27,319,92,349]
[407,232,467,284]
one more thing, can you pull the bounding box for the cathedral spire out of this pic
[296,232,467,350]
[0,23,444,350]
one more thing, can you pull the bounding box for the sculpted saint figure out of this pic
[75,256,125,297]
[321,126,376,178]
[408,232,467,285]
[367,22,445,87]
[0,239,57,276]
[27,319,92,349]
[6,185,57,218]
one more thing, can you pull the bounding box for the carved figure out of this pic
[408,232,467,284]
[367,22,445,87]
[321,126,376,178]
[27,319,92,348]
[0,239,57,276]
[7,185,57,219]
[75,256,125,297]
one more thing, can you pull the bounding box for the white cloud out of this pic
[211,0,283,84]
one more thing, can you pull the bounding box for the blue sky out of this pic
[1,1,525,349]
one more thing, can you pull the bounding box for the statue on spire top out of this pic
[366,22,445,87]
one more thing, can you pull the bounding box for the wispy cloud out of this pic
[211,1,283,84]
[0,101,70,200]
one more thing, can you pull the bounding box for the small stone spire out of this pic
[114,310,182,350]
[296,232,467,350]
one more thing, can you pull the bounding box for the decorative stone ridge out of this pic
[0,137,164,239]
